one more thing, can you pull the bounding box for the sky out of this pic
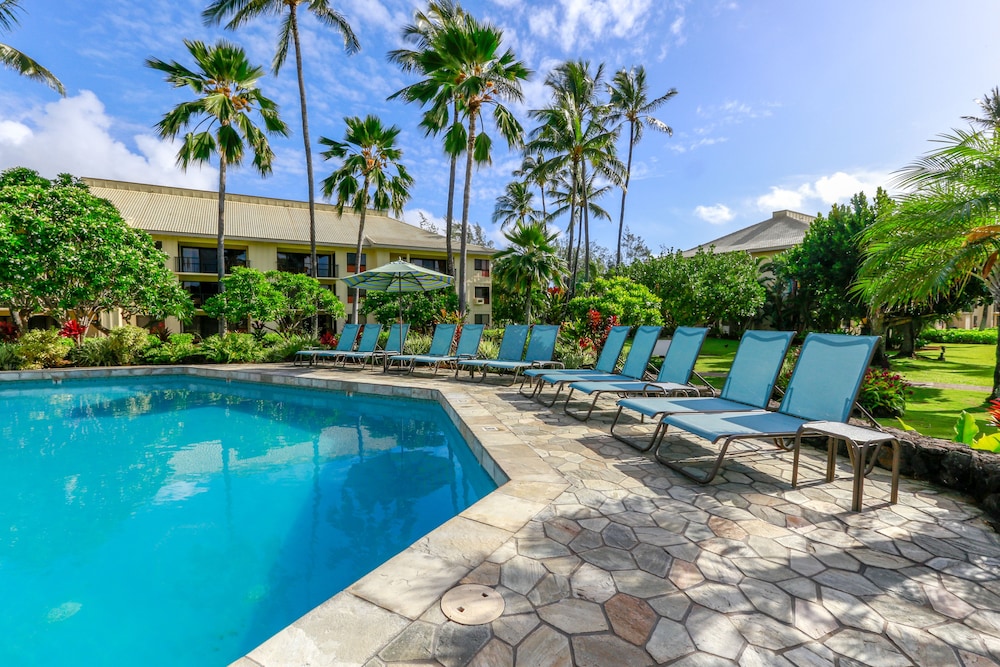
[2,0,1000,254]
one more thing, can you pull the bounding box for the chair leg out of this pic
[609,405,658,452]
[564,390,602,422]
[654,432,734,484]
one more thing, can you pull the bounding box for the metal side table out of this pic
[792,421,901,511]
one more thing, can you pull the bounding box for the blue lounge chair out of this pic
[470,324,561,384]
[455,325,530,380]
[533,326,662,408]
[519,325,631,399]
[610,330,795,451]
[294,323,360,366]
[326,323,382,367]
[563,327,709,421]
[339,323,409,369]
[385,323,457,374]
[653,333,878,484]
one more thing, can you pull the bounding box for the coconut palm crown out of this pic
[320,114,413,322]
[146,39,288,333]
[204,0,359,335]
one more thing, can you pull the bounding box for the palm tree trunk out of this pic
[525,277,532,323]
[445,103,459,278]
[459,112,477,315]
[566,195,577,294]
[616,121,636,268]
[581,160,591,283]
[217,153,228,335]
[289,8,320,337]
[352,176,369,324]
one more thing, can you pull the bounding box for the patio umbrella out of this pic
[340,259,454,323]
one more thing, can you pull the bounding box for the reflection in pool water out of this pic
[0,376,496,666]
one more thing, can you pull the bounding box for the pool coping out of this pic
[1,364,569,664]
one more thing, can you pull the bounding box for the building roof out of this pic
[684,209,815,256]
[82,177,494,255]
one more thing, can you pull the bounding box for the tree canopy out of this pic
[0,167,192,331]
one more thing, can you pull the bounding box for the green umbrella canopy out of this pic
[340,260,455,323]
[341,259,454,292]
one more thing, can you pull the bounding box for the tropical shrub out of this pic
[18,329,73,369]
[361,289,458,330]
[951,402,1000,452]
[402,332,432,355]
[0,342,25,370]
[262,334,316,362]
[857,368,911,417]
[0,321,18,342]
[554,339,596,369]
[106,326,153,365]
[201,333,264,364]
[142,333,201,364]
[920,328,997,345]
[70,337,118,367]
[567,276,663,326]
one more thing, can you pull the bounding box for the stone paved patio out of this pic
[209,366,1000,667]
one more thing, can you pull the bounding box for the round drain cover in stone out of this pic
[440,584,504,625]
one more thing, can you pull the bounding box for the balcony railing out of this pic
[176,258,250,274]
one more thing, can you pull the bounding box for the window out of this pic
[411,257,447,273]
[474,286,491,305]
[346,252,367,273]
[347,288,366,304]
[182,281,221,307]
[178,247,247,274]
[474,258,490,277]
[276,251,335,277]
[474,314,490,326]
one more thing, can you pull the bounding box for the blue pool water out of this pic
[0,376,496,666]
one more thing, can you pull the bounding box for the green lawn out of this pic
[693,337,996,440]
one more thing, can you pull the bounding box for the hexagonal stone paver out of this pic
[687,607,745,659]
[605,593,657,645]
[730,614,809,651]
[686,582,754,613]
[492,612,539,646]
[516,625,572,667]
[572,634,654,666]
[646,617,696,663]
[570,563,616,603]
[739,578,793,623]
[469,638,514,667]
[501,555,548,595]
[537,598,608,634]
[612,569,678,599]
[824,628,911,666]
[580,546,636,571]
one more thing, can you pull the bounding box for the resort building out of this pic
[683,209,815,259]
[82,178,496,337]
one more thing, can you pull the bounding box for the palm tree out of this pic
[203,0,359,335]
[515,151,549,220]
[320,115,413,322]
[396,16,529,314]
[492,180,539,230]
[608,66,676,268]
[857,127,1000,397]
[388,0,465,278]
[963,87,1000,131]
[147,39,288,335]
[493,221,565,322]
[545,166,613,288]
[0,0,63,94]
[527,60,621,287]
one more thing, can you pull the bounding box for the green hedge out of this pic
[921,328,997,345]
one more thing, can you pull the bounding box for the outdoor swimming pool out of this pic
[0,375,496,666]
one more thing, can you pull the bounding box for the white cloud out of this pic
[528,0,654,52]
[694,203,734,224]
[755,170,892,213]
[0,91,215,189]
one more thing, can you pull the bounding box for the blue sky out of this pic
[1,0,1000,253]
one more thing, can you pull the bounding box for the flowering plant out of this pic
[59,319,86,344]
